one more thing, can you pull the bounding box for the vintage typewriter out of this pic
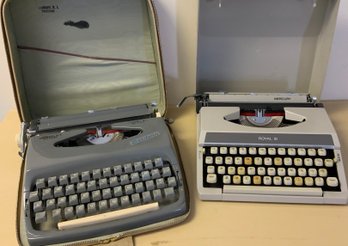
[193,0,348,204]
[1,0,189,245]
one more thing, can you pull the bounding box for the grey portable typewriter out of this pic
[1,0,189,245]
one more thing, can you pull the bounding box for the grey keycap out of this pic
[57,197,67,208]
[144,160,153,170]
[70,173,79,184]
[87,202,97,214]
[92,190,101,202]
[141,171,151,181]
[130,173,140,183]
[133,161,143,172]
[92,169,101,179]
[162,167,172,178]
[65,184,75,196]
[156,178,166,189]
[42,188,53,200]
[113,165,122,175]
[102,167,112,178]
[33,201,44,213]
[80,192,90,204]
[124,163,133,174]
[167,177,177,187]
[102,188,112,200]
[47,176,57,187]
[35,178,46,189]
[76,204,85,218]
[35,211,47,224]
[109,177,118,187]
[124,184,134,195]
[46,199,56,210]
[54,186,64,198]
[98,178,108,189]
[131,193,141,205]
[109,198,119,210]
[81,171,90,182]
[164,187,175,200]
[69,194,79,206]
[59,175,68,186]
[113,186,123,197]
[120,174,129,185]
[64,207,74,220]
[52,208,62,222]
[76,182,86,193]
[142,191,152,203]
[154,158,163,168]
[151,169,161,179]
[120,196,130,207]
[135,182,144,193]
[98,200,108,212]
[87,180,97,191]
[152,189,162,202]
[145,180,155,191]
[29,191,40,202]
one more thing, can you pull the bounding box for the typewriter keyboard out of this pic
[203,146,341,194]
[27,157,179,230]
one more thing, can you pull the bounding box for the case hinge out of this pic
[17,122,29,158]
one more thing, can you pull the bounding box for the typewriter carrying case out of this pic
[1,0,189,245]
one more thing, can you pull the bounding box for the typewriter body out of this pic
[1,0,189,245]
[195,0,348,204]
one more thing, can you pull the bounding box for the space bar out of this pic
[58,202,159,230]
[223,185,323,197]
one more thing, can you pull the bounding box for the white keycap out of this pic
[220,147,228,154]
[239,147,247,155]
[315,177,324,186]
[217,166,226,175]
[288,148,296,156]
[228,167,236,175]
[257,167,266,176]
[294,158,303,166]
[215,156,223,165]
[237,167,246,175]
[207,166,215,174]
[326,177,339,187]
[284,177,292,186]
[324,159,334,167]
[254,157,263,165]
[235,157,243,165]
[267,168,276,176]
[288,168,296,176]
[225,157,233,165]
[233,175,242,184]
[207,174,217,184]
[318,149,327,157]
[305,177,314,186]
[258,148,267,155]
[314,158,323,167]
[268,148,276,155]
[263,176,272,185]
[298,168,307,177]
[273,176,282,186]
[249,147,257,155]
[308,148,316,156]
[243,176,252,185]
[229,147,238,155]
[278,148,286,155]
[278,168,286,176]
[308,168,318,177]
[284,158,292,166]
[223,175,231,184]
[205,156,213,164]
[247,167,256,175]
[264,157,272,166]
[304,158,313,167]
[210,147,218,154]
[298,148,306,156]
[318,168,328,177]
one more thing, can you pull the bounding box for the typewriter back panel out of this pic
[1,0,166,122]
[196,0,339,99]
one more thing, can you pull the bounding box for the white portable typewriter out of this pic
[194,0,348,204]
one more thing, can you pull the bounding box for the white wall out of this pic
[0,0,347,120]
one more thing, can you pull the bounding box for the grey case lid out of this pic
[196,0,340,99]
[1,0,166,123]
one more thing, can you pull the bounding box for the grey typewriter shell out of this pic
[1,0,189,245]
